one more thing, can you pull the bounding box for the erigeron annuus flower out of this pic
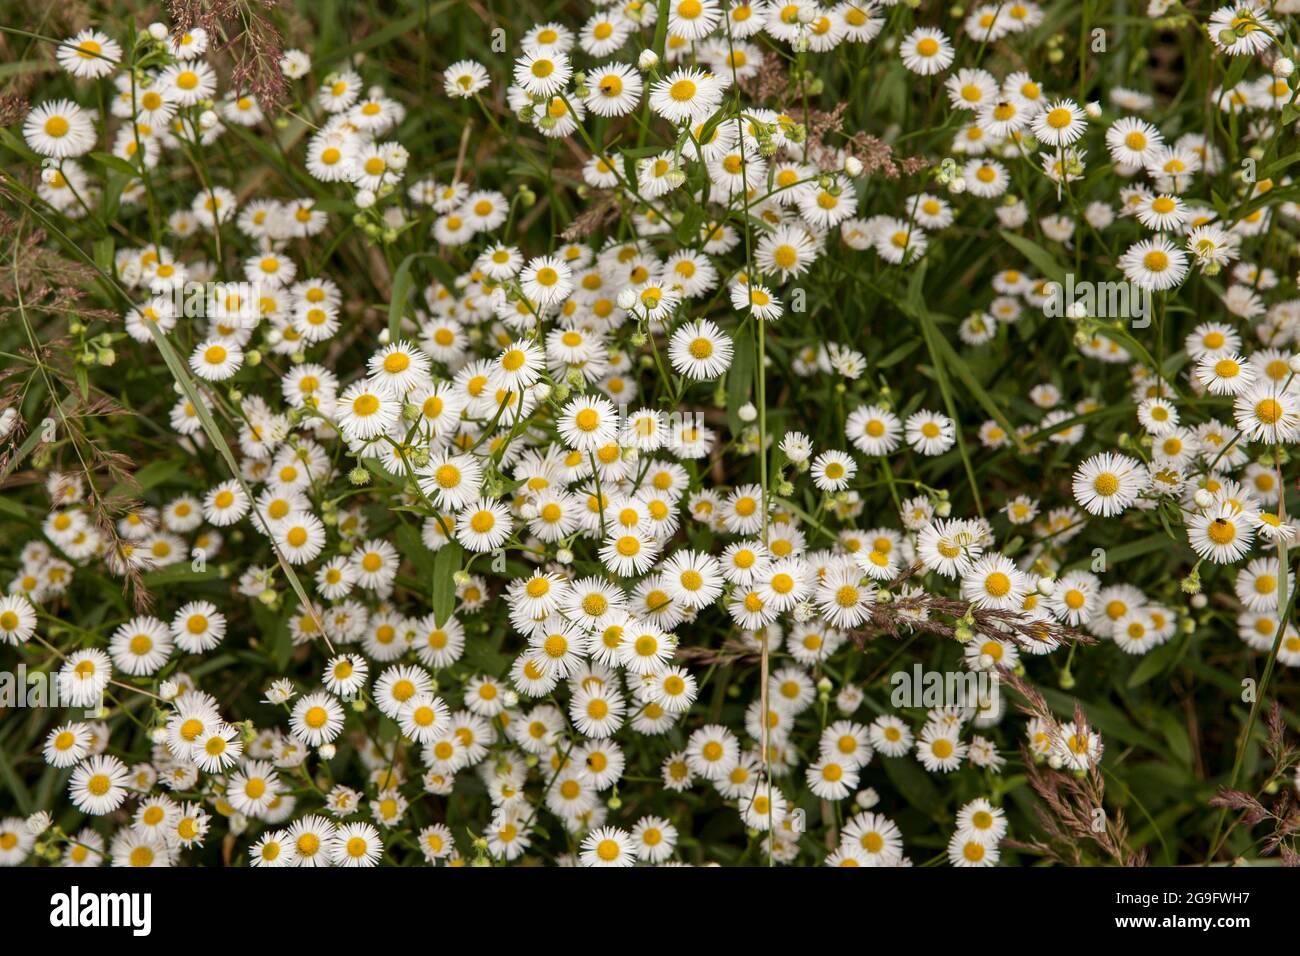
[648,67,724,123]
[336,379,400,441]
[191,723,243,773]
[1233,381,1300,444]
[873,217,929,263]
[57,648,111,708]
[961,553,1029,611]
[1196,351,1256,396]
[1031,98,1087,146]
[899,27,954,75]
[274,512,327,565]
[729,281,783,320]
[905,409,956,456]
[917,724,966,773]
[417,451,484,510]
[514,49,572,97]
[0,594,37,645]
[846,404,902,456]
[667,318,733,380]
[811,449,856,491]
[816,564,876,628]
[555,395,616,451]
[1187,502,1254,564]
[1208,3,1277,56]
[948,831,999,867]
[443,59,489,98]
[1105,116,1164,166]
[456,498,514,553]
[57,29,122,79]
[69,754,131,816]
[1118,235,1189,291]
[24,100,97,158]
[1135,193,1189,232]
[1073,452,1147,516]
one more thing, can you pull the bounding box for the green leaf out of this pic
[726,327,755,435]
[1040,689,1162,751]
[395,522,435,578]
[92,237,115,277]
[998,229,1068,286]
[1126,636,1184,688]
[651,0,671,60]
[142,565,222,587]
[0,496,27,520]
[0,743,33,814]
[0,127,40,162]
[1262,150,1300,180]
[1156,712,1193,768]
[914,308,984,513]
[432,541,463,627]
[876,339,921,368]
[110,457,185,498]
[387,251,424,342]
[103,170,127,222]
[88,150,140,179]
[0,60,54,80]
[924,313,1026,454]
[880,754,943,819]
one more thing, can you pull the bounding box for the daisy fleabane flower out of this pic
[1187,502,1254,564]
[1073,452,1147,516]
[585,63,644,117]
[24,100,97,159]
[960,553,1029,611]
[905,409,956,456]
[443,59,489,98]
[1118,236,1188,291]
[1031,99,1087,146]
[1234,381,1300,444]
[649,67,724,123]
[1195,351,1255,396]
[899,27,954,75]
[514,50,571,97]
[846,404,902,456]
[57,29,122,79]
[280,49,311,79]
[668,318,733,380]
[1207,3,1277,56]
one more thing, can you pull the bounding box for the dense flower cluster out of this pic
[3,0,1300,869]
